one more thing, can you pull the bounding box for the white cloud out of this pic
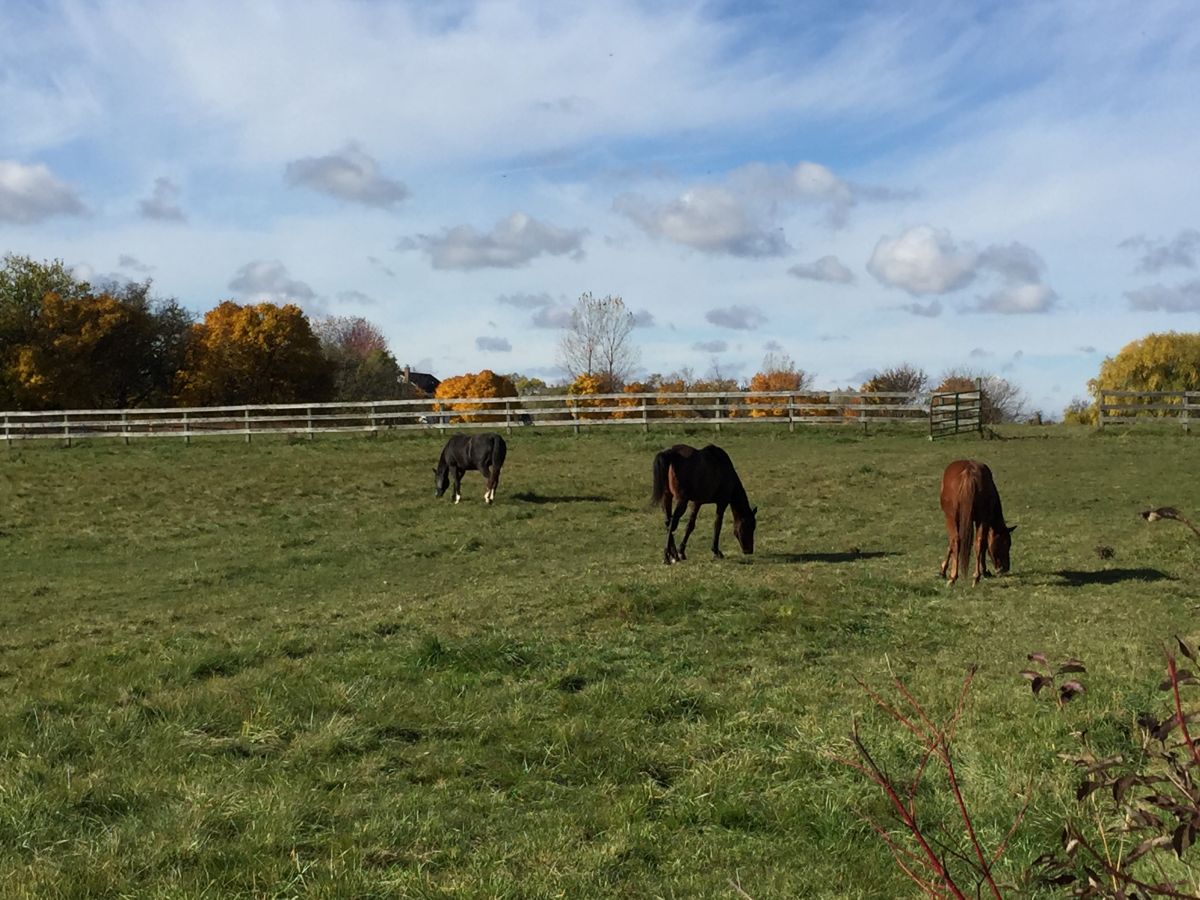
[335,289,374,305]
[614,186,789,258]
[870,225,1057,314]
[1119,228,1200,273]
[138,176,185,221]
[973,282,1057,314]
[868,226,979,295]
[1126,279,1200,312]
[400,212,586,270]
[498,291,556,309]
[531,304,573,328]
[705,305,766,330]
[0,160,85,223]
[228,260,317,306]
[284,144,408,209]
[615,160,904,257]
[788,254,854,283]
[631,309,656,327]
[475,335,512,352]
[897,299,943,318]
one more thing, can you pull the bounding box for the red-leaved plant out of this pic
[837,667,1028,898]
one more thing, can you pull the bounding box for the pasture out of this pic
[1,426,1197,898]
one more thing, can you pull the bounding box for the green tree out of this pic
[0,255,91,408]
[314,315,411,401]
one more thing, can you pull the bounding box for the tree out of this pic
[747,352,815,417]
[1062,397,1097,426]
[314,315,411,401]
[1089,332,1200,417]
[856,363,929,420]
[556,292,639,391]
[0,255,92,408]
[175,301,333,406]
[860,364,928,397]
[434,370,517,422]
[933,369,1028,424]
[5,277,192,410]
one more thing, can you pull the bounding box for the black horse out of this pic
[650,444,757,564]
[434,433,508,504]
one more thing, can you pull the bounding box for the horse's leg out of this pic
[487,465,501,504]
[972,526,986,586]
[453,467,464,504]
[678,502,701,560]
[479,463,492,503]
[664,497,687,564]
[947,531,959,585]
[939,512,955,579]
[711,502,727,558]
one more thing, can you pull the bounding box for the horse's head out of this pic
[734,506,758,554]
[989,524,1016,574]
[434,465,449,498]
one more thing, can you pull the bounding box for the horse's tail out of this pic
[955,467,977,579]
[490,434,507,470]
[650,449,672,507]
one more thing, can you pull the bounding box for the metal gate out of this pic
[929,383,983,439]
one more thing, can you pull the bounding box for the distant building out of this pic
[402,366,440,396]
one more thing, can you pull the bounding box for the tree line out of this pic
[0,254,418,411]
[5,254,1188,420]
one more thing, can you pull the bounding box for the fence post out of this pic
[788,395,795,433]
[505,400,512,435]
[307,407,314,440]
[63,412,71,448]
[715,395,722,433]
[183,410,190,445]
[244,409,251,443]
[1095,388,1105,431]
[3,412,9,449]
[641,398,649,434]
[1183,391,1191,434]
[121,410,130,446]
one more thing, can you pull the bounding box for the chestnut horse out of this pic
[939,459,1015,586]
[650,444,757,564]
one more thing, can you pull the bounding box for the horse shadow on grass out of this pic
[1052,567,1175,587]
[512,490,613,504]
[769,550,900,565]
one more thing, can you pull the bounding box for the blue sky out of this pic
[2,0,1199,414]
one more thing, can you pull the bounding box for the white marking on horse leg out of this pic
[454,492,461,504]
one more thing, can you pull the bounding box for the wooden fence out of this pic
[0,390,933,445]
[1097,390,1200,430]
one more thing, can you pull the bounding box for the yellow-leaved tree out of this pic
[175,301,333,406]
[1087,332,1200,418]
[434,370,518,422]
[565,373,609,419]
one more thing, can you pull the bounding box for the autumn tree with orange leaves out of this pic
[175,301,333,406]
[434,370,518,422]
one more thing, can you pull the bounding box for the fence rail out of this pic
[1097,390,1200,430]
[0,390,934,445]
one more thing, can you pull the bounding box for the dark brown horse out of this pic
[434,433,507,504]
[650,444,757,564]
[939,459,1015,586]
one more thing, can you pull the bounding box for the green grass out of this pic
[1,425,1198,897]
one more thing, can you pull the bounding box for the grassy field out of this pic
[1,424,1198,898]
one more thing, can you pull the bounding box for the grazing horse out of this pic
[434,433,507,504]
[939,459,1015,586]
[650,444,757,564]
